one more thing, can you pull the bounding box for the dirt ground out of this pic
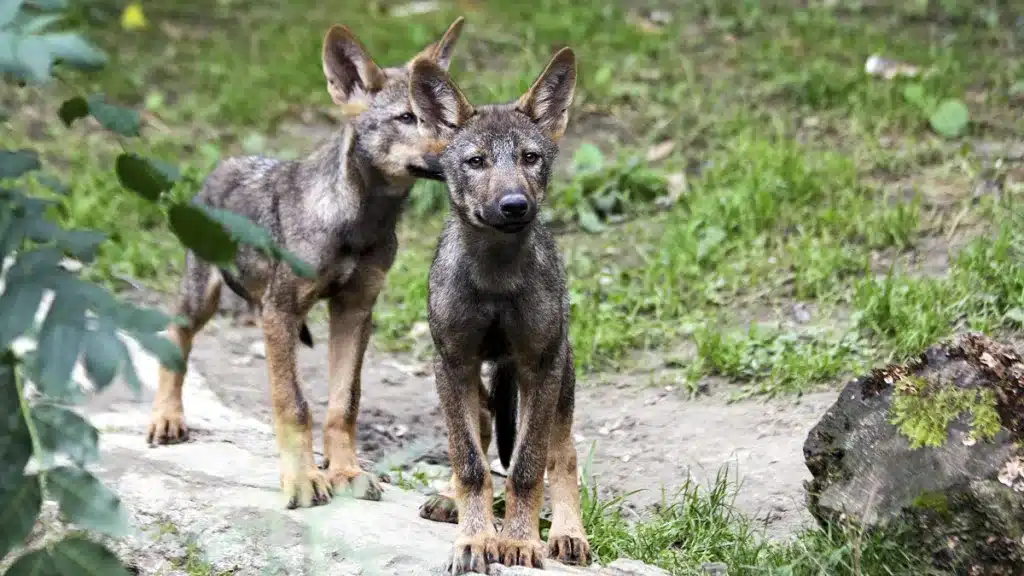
[133,286,840,541]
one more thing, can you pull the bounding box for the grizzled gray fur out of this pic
[146,18,466,512]
[408,48,593,573]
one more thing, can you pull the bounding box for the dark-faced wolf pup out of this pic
[409,48,592,572]
[147,18,466,510]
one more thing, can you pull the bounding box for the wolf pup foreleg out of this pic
[410,48,591,572]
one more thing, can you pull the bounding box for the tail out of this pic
[489,359,518,470]
[220,268,314,348]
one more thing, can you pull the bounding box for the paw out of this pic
[447,533,499,575]
[281,467,333,509]
[497,537,545,569]
[327,468,382,502]
[547,532,592,566]
[419,493,458,524]
[146,409,188,446]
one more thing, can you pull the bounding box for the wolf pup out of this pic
[409,48,591,572]
[146,18,465,510]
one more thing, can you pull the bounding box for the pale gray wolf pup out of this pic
[146,18,466,510]
[409,48,592,572]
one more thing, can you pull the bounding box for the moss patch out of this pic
[889,376,1002,449]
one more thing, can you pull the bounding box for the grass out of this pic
[578,462,938,575]
[3,0,1022,401]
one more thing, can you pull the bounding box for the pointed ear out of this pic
[322,25,386,109]
[406,16,465,72]
[409,57,474,135]
[516,47,576,141]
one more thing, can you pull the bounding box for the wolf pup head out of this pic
[321,17,465,183]
[408,47,576,233]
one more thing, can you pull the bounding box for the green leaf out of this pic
[40,33,107,71]
[82,324,124,392]
[0,361,33,486]
[576,205,605,234]
[3,547,56,576]
[55,228,105,262]
[25,0,68,9]
[0,0,23,28]
[133,332,184,373]
[36,174,70,195]
[86,94,140,137]
[47,467,131,537]
[0,150,41,179]
[114,153,173,202]
[901,83,929,111]
[200,206,315,278]
[571,143,604,174]
[0,275,45,351]
[5,535,131,576]
[929,99,969,139]
[31,404,99,465]
[21,13,63,33]
[32,293,87,399]
[168,203,238,266]
[57,96,88,128]
[0,33,53,84]
[0,473,42,560]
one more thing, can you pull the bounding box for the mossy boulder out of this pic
[803,332,1024,575]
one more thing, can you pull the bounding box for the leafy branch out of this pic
[1,1,313,573]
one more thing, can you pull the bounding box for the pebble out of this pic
[248,341,266,359]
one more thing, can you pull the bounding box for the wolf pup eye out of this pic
[465,156,485,169]
[396,112,417,125]
[522,151,541,166]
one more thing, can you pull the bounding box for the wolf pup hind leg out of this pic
[147,17,466,512]
[410,47,591,572]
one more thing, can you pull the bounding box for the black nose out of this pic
[499,194,530,220]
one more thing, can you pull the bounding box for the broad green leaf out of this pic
[82,324,124,391]
[25,215,58,243]
[0,149,41,179]
[901,83,930,111]
[0,473,42,559]
[146,157,181,185]
[0,0,23,29]
[36,174,69,195]
[0,361,33,486]
[32,292,86,399]
[50,537,131,576]
[86,94,140,137]
[5,536,131,576]
[55,229,105,262]
[25,0,67,9]
[57,96,88,128]
[110,300,174,333]
[114,153,171,201]
[576,205,604,234]
[3,547,57,576]
[0,275,45,351]
[40,33,107,71]
[21,13,63,33]
[0,33,53,84]
[929,99,969,139]
[31,404,99,465]
[133,331,184,373]
[47,467,131,537]
[168,203,238,266]
[572,143,604,174]
[200,206,315,278]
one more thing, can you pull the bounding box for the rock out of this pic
[71,334,664,576]
[248,340,266,359]
[804,332,1024,574]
